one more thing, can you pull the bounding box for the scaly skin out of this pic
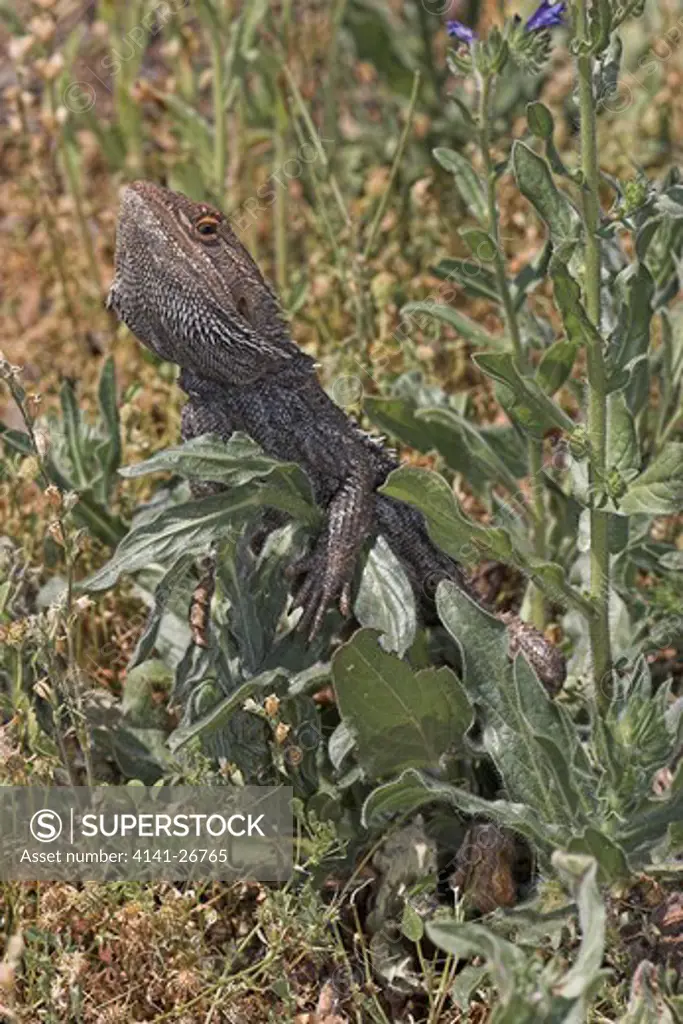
[107,181,566,691]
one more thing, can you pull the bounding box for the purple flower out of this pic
[524,0,566,32]
[446,20,477,45]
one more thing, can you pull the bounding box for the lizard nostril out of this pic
[237,295,250,322]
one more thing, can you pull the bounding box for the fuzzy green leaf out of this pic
[620,443,683,515]
[401,300,504,348]
[416,407,523,491]
[512,141,579,243]
[379,466,514,564]
[536,337,580,395]
[354,537,417,657]
[551,852,607,1000]
[526,101,554,140]
[362,768,555,847]
[81,487,265,592]
[433,147,488,223]
[474,351,575,435]
[332,629,472,779]
[431,258,500,304]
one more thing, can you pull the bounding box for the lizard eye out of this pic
[195,215,220,237]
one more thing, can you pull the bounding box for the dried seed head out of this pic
[29,14,56,43]
[44,484,62,509]
[47,520,64,545]
[263,694,280,718]
[8,36,36,64]
[34,428,51,459]
[34,52,64,81]
[274,722,291,745]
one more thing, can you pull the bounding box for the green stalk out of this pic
[478,73,546,628]
[415,0,440,98]
[210,30,226,198]
[576,0,612,710]
[273,89,288,296]
[324,0,349,148]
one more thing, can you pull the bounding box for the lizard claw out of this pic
[288,541,353,640]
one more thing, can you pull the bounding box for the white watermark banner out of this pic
[0,786,293,882]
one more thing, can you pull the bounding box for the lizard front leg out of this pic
[290,457,375,639]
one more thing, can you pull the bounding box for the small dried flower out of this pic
[264,694,280,718]
[17,455,40,481]
[34,428,51,459]
[8,36,36,64]
[274,722,291,745]
[47,520,64,545]
[34,52,64,81]
[44,484,62,509]
[29,14,56,43]
[62,492,80,513]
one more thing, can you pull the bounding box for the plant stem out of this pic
[210,35,227,197]
[364,71,421,261]
[478,73,546,628]
[323,0,349,151]
[415,0,440,98]
[273,89,288,295]
[576,0,612,709]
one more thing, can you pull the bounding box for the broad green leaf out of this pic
[426,921,526,1002]
[401,902,424,943]
[168,669,286,752]
[550,261,603,351]
[59,378,87,488]
[129,554,196,669]
[619,961,676,1024]
[551,852,607,1001]
[97,355,121,490]
[364,396,456,455]
[474,351,575,435]
[415,407,522,492]
[525,558,595,616]
[512,141,579,243]
[431,258,500,304]
[121,659,173,727]
[607,391,640,479]
[436,583,586,829]
[354,537,416,657]
[459,227,498,263]
[567,827,630,881]
[81,487,264,592]
[526,101,554,140]
[120,431,315,506]
[536,337,579,395]
[620,443,683,515]
[379,466,514,564]
[332,629,472,779]
[362,768,556,847]
[401,300,504,349]
[609,264,654,415]
[433,147,488,223]
[0,423,33,456]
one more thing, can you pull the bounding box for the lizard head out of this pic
[107,181,301,386]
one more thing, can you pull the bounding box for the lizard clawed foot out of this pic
[287,544,353,640]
